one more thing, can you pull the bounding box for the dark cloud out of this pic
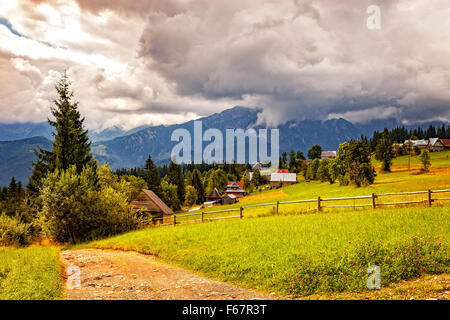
[0,0,449,129]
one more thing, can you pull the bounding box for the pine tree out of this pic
[191,168,205,204]
[8,177,17,198]
[168,161,185,203]
[143,155,162,197]
[375,129,394,172]
[49,72,93,172]
[28,72,96,199]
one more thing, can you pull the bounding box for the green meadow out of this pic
[79,206,449,296]
[0,247,63,300]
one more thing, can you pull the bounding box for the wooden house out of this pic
[206,187,223,204]
[222,194,238,205]
[225,182,246,198]
[270,172,297,187]
[128,189,173,216]
[440,139,450,150]
[428,138,444,152]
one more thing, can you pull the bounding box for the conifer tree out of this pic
[8,177,17,198]
[143,155,162,197]
[168,161,185,203]
[49,72,93,172]
[375,129,394,172]
[191,168,205,204]
[28,71,96,199]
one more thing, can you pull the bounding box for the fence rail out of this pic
[147,188,450,227]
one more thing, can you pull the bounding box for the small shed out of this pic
[222,194,238,205]
[128,189,173,215]
[207,188,223,202]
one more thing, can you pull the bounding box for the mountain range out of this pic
[0,106,448,186]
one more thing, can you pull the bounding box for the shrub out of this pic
[420,150,431,172]
[334,139,375,187]
[184,185,198,207]
[0,214,31,246]
[39,165,141,244]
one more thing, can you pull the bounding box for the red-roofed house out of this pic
[227,181,244,189]
[440,139,450,150]
[275,169,289,173]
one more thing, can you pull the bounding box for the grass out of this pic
[77,205,450,297]
[0,246,63,300]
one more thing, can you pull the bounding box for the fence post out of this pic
[317,196,321,211]
[173,215,176,226]
[201,212,204,223]
[240,207,243,219]
[276,201,279,214]
[372,193,376,209]
[428,189,432,207]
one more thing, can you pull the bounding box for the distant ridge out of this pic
[0,106,448,186]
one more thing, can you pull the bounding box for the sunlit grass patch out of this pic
[0,247,63,300]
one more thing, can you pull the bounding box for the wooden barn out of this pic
[206,187,223,204]
[128,189,173,216]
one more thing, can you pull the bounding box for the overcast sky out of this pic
[0,0,449,131]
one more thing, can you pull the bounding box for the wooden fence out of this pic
[150,188,450,227]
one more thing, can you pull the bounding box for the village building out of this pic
[428,138,445,152]
[440,139,450,150]
[321,151,337,159]
[404,139,428,149]
[224,181,246,198]
[206,187,223,204]
[222,194,238,205]
[128,189,173,218]
[270,172,297,187]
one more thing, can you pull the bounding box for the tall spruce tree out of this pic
[191,168,205,204]
[27,72,95,200]
[143,155,162,197]
[168,161,185,203]
[49,72,93,172]
[375,129,394,172]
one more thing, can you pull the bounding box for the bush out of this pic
[39,165,141,244]
[334,139,375,187]
[306,159,320,180]
[184,185,198,207]
[0,214,31,246]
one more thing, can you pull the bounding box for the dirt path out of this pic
[60,249,275,300]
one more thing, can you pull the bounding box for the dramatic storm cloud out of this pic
[0,0,449,130]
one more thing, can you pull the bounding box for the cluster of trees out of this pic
[369,124,450,152]
[304,138,376,187]
[278,149,307,172]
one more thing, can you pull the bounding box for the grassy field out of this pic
[0,247,63,300]
[78,206,449,297]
